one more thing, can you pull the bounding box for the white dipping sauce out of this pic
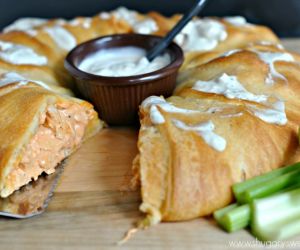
[78,46,171,77]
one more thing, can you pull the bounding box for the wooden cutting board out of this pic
[1,39,300,250]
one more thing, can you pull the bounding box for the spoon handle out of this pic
[146,0,208,61]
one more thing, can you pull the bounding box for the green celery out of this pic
[281,182,300,192]
[240,169,300,203]
[214,203,238,223]
[251,187,300,241]
[214,203,250,232]
[233,162,300,203]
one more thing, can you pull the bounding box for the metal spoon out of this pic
[146,0,208,61]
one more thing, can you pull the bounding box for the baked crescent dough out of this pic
[137,97,299,224]
[0,7,293,210]
[136,43,300,225]
[0,7,279,91]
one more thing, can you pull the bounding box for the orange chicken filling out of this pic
[4,102,92,197]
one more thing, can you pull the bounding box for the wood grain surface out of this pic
[1,40,300,250]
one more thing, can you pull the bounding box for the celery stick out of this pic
[214,204,250,232]
[280,182,300,193]
[251,187,300,241]
[214,203,238,222]
[233,163,300,203]
[240,169,300,203]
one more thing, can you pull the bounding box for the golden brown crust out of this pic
[176,45,300,123]
[136,43,300,224]
[138,98,299,223]
[0,8,293,210]
[0,10,279,91]
[180,22,279,71]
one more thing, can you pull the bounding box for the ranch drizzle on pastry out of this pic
[3,18,47,35]
[220,112,244,118]
[69,18,92,29]
[174,18,227,52]
[0,41,48,65]
[44,26,77,51]
[247,100,287,125]
[191,73,287,125]
[254,41,285,50]
[0,72,51,90]
[192,73,269,103]
[172,119,227,152]
[224,16,251,27]
[100,7,158,34]
[253,51,295,85]
[142,96,238,124]
[142,96,201,125]
[223,49,294,85]
[221,49,242,57]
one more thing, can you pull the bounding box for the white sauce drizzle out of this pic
[0,41,47,65]
[149,105,165,124]
[253,50,295,85]
[224,16,251,27]
[174,18,227,52]
[0,72,51,90]
[3,18,47,35]
[69,18,92,29]
[247,100,287,125]
[111,7,158,34]
[254,41,285,50]
[142,96,229,124]
[192,73,287,125]
[142,96,204,124]
[192,73,269,103]
[221,49,293,86]
[220,112,244,118]
[44,26,77,51]
[55,19,67,26]
[172,119,227,152]
[25,29,38,36]
[99,12,111,20]
[142,96,200,118]
[0,72,27,87]
[221,49,242,57]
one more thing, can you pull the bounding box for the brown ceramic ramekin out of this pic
[65,34,184,125]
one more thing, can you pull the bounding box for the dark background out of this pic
[1,0,300,37]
